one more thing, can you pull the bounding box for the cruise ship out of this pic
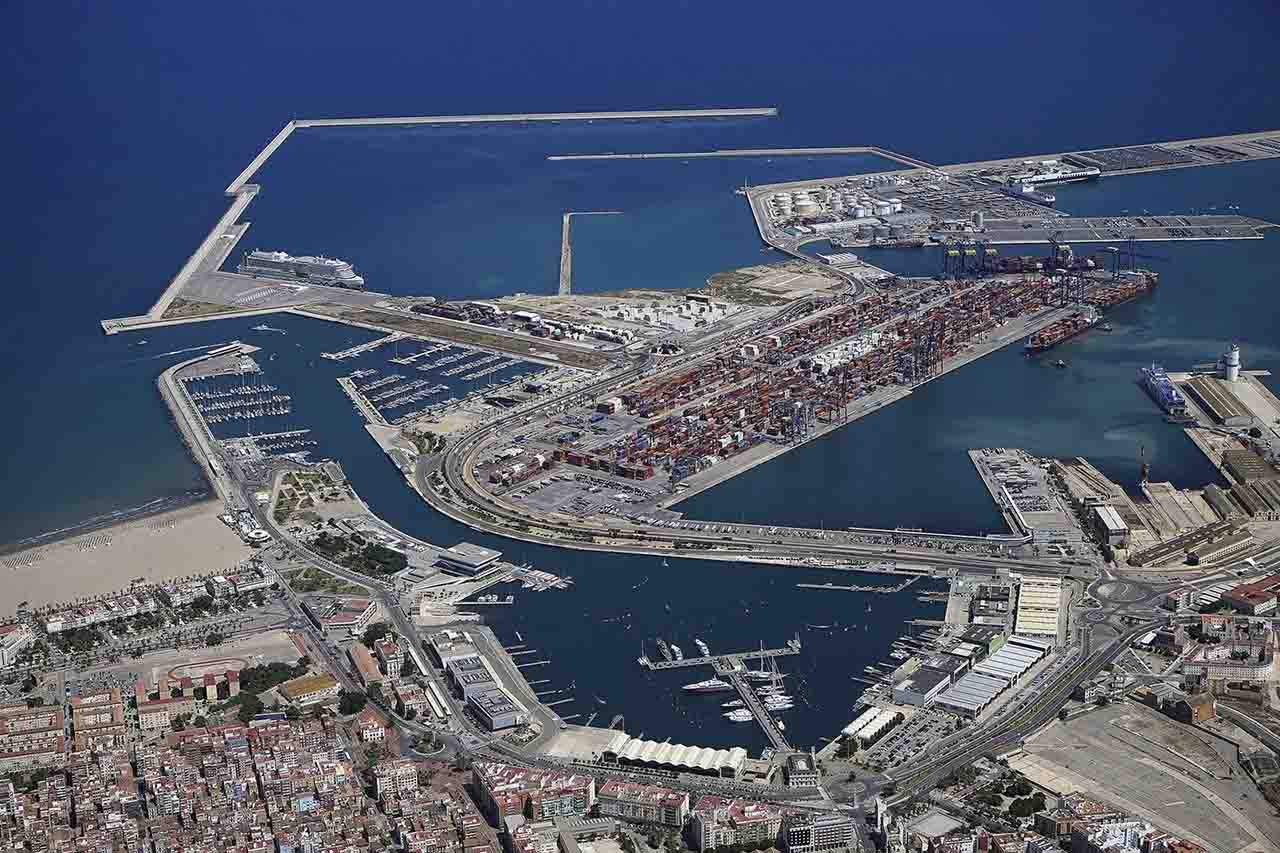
[1006,166,1101,186]
[238,250,366,290]
[1141,364,1189,417]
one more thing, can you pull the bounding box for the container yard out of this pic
[463,269,1134,521]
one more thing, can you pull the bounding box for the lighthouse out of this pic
[1220,343,1241,382]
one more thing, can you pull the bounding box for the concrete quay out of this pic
[295,107,777,128]
[558,211,622,296]
[547,146,935,169]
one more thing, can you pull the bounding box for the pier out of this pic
[559,211,622,296]
[714,667,792,751]
[794,577,919,594]
[640,637,801,671]
[321,332,408,360]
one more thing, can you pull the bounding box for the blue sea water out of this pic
[4,0,1280,747]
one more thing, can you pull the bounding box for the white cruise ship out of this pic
[238,249,366,290]
[1006,166,1100,186]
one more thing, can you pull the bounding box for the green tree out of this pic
[237,693,265,724]
[361,622,391,648]
[339,690,367,715]
[286,705,301,720]
[206,632,225,646]
[194,716,208,728]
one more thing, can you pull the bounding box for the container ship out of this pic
[238,249,366,290]
[1084,270,1159,310]
[1024,310,1098,354]
[1140,364,1188,418]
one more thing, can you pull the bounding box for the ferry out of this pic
[683,678,733,693]
[1140,364,1188,418]
[1006,165,1101,186]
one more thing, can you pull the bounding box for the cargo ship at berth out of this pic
[1141,364,1188,417]
[1024,310,1098,354]
[238,250,366,290]
[1084,270,1159,310]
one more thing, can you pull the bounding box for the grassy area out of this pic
[311,531,406,579]
[162,297,243,319]
[285,566,366,595]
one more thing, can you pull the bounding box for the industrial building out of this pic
[1013,576,1061,639]
[1183,375,1255,428]
[933,636,1049,717]
[1092,505,1129,548]
[892,666,951,707]
[1222,448,1280,484]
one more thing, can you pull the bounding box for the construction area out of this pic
[1007,702,1278,851]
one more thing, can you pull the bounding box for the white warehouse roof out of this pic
[614,737,747,775]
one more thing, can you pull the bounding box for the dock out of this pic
[322,332,408,361]
[714,667,792,751]
[640,637,801,671]
[795,577,918,594]
[558,211,622,296]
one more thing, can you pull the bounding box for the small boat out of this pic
[1101,322,1114,332]
[724,709,753,722]
[595,696,608,705]
[671,645,684,661]
[662,558,669,567]
[722,699,745,709]
[777,719,786,731]
[1053,359,1067,369]
[695,639,710,657]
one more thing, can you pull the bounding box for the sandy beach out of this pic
[0,500,250,612]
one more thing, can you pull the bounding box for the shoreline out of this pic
[0,490,213,559]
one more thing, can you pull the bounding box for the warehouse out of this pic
[1092,505,1129,547]
[918,652,969,682]
[855,709,902,747]
[933,671,1007,718]
[892,667,951,707]
[1013,575,1061,639]
[972,640,1042,682]
[840,706,881,739]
